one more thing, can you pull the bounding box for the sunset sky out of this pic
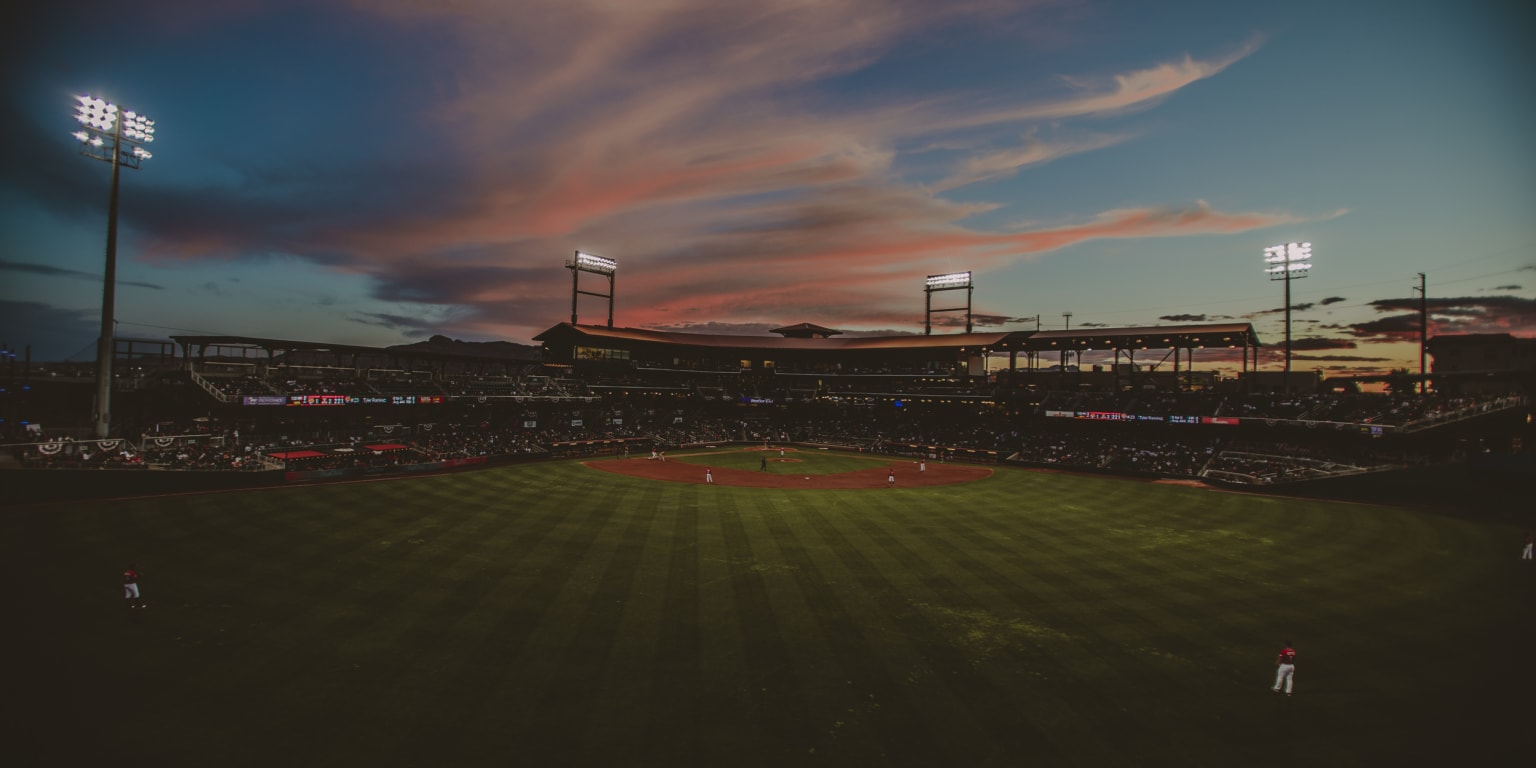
[3,0,1532,376]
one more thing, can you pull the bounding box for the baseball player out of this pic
[1272,641,1296,695]
[124,565,145,609]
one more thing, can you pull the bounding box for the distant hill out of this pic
[387,334,542,361]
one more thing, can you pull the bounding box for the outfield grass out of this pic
[10,452,1534,767]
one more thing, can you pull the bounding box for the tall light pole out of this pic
[567,251,616,327]
[1414,272,1427,394]
[72,94,156,438]
[1264,242,1312,393]
[923,271,973,335]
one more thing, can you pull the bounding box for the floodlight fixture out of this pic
[1264,242,1312,279]
[573,251,617,275]
[566,250,617,327]
[926,271,972,289]
[923,270,975,335]
[73,94,155,170]
[70,92,159,438]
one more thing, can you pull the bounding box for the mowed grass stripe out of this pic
[904,477,1289,761]
[795,496,1000,763]
[745,493,910,763]
[876,498,1159,762]
[530,482,667,760]
[642,502,702,762]
[254,460,632,761]
[202,481,507,658]
[870,491,1162,763]
[573,483,686,762]
[690,488,767,760]
[737,492,854,757]
[760,500,961,766]
[715,496,818,761]
[302,479,576,742]
[155,475,580,761]
[801,503,1067,764]
[370,466,635,763]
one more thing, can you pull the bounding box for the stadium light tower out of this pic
[924,271,973,335]
[72,94,157,438]
[567,251,617,327]
[1414,272,1427,394]
[1264,241,1312,393]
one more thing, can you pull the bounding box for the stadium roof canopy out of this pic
[533,323,1013,353]
[173,335,390,357]
[992,323,1262,353]
[770,322,844,338]
[533,321,1262,359]
[168,335,538,366]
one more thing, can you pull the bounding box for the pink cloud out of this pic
[124,2,1286,346]
[936,132,1132,190]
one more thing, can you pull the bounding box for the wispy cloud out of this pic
[936,132,1131,190]
[927,37,1265,130]
[0,260,165,290]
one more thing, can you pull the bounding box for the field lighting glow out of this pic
[1264,262,1312,275]
[1263,242,1312,275]
[926,271,972,289]
[574,251,617,274]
